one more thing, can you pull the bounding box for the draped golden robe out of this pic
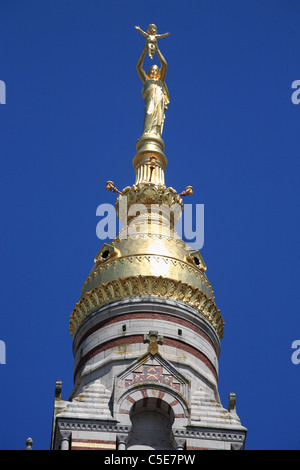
[142,78,169,136]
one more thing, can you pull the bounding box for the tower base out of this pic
[51,298,246,450]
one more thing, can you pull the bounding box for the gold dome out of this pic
[69,216,224,340]
[81,227,212,299]
[69,135,224,340]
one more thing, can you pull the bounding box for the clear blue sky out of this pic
[0,0,299,450]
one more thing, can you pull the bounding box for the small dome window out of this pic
[186,250,207,272]
[94,243,120,265]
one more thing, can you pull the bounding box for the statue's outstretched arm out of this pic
[155,32,170,39]
[135,26,148,38]
[136,44,147,83]
[156,44,167,82]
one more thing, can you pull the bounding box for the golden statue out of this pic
[136,24,170,137]
[135,24,170,59]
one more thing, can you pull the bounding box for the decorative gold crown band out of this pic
[69,275,224,339]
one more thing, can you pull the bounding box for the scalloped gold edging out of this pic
[69,275,224,340]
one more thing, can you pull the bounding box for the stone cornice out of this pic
[55,419,246,445]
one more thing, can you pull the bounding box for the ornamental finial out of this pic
[144,331,163,355]
[25,437,33,450]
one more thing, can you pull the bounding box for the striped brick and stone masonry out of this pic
[51,297,247,450]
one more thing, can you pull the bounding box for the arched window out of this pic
[127,397,175,450]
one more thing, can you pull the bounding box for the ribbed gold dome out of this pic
[81,228,212,299]
[69,135,224,340]
[69,215,224,339]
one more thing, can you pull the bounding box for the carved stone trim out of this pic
[173,427,247,444]
[55,420,246,448]
[57,419,130,434]
[69,275,224,340]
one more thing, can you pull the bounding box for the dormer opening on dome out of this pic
[94,243,120,265]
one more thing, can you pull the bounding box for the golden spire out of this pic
[69,25,224,341]
[107,25,193,234]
